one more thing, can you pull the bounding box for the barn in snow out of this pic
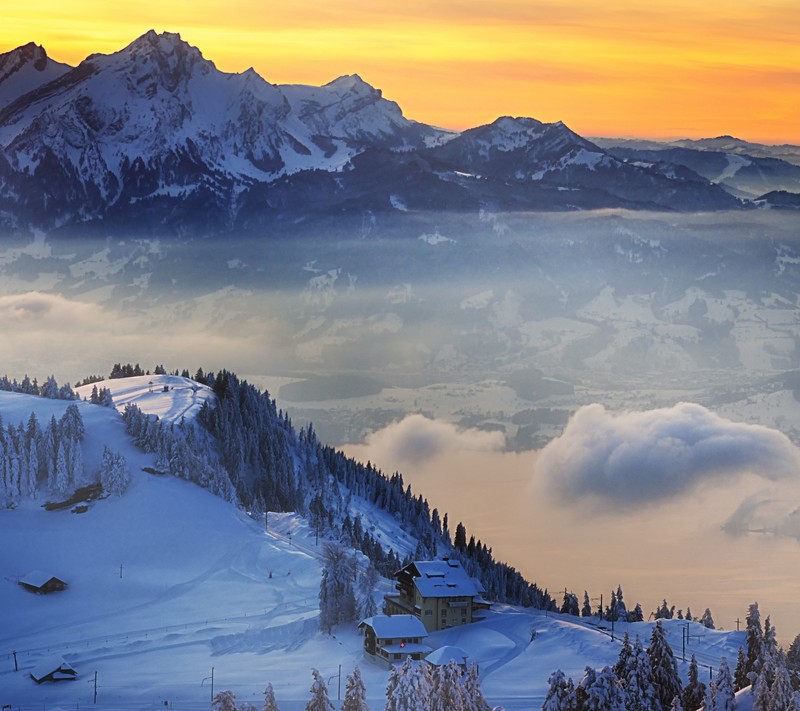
[18,571,69,594]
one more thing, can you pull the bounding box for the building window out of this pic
[425,610,432,616]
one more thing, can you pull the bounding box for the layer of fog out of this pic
[344,409,800,641]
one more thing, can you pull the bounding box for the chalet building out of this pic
[358,614,431,667]
[384,558,487,633]
[30,657,77,683]
[18,571,69,594]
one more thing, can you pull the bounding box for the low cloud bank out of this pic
[537,402,800,506]
[358,414,505,468]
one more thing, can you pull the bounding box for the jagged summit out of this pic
[0,41,71,110]
[0,31,762,235]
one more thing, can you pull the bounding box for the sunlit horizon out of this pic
[3,0,799,144]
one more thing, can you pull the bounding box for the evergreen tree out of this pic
[306,669,335,711]
[612,633,632,682]
[342,666,370,711]
[734,645,750,691]
[700,608,715,630]
[212,690,238,711]
[385,657,432,711]
[648,621,682,711]
[98,446,131,495]
[746,601,764,682]
[629,603,644,623]
[576,666,625,711]
[542,669,576,711]
[710,656,735,711]
[319,542,357,633]
[624,636,659,711]
[787,633,800,671]
[430,660,467,711]
[581,591,592,618]
[263,682,280,711]
[682,654,706,711]
[754,654,776,711]
[769,657,794,711]
[463,662,491,711]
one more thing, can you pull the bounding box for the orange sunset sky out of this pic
[3,0,799,144]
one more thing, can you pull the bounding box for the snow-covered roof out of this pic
[426,645,469,666]
[409,560,479,598]
[30,657,76,682]
[19,571,66,589]
[360,614,428,639]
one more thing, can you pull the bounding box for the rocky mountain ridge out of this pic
[0,31,795,236]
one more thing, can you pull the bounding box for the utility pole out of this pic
[12,650,18,672]
[94,671,98,704]
[120,563,123,579]
[736,617,741,631]
[202,666,215,704]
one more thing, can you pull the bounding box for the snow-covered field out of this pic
[0,380,750,710]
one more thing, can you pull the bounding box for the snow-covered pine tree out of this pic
[212,690,238,711]
[306,668,335,711]
[385,657,432,711]
[648,620,682,711]
[341,666,370,711]
[768,656,794,711]
[430,659,467,711]
[98,446,131,495]
[710,656,735,711]
[745,601,764,682]
[754,654,776,711]
[542,669,576,711]
[624,636,659,711]
[681,654,706,711]
[699,608,715,630]
[318,542,357,633]
[581,591,592,618]
[55,440,70,494]
[734,645,749,692]
[576,666,625,711]
[787,634,800,671]
[463,662,491,711]
[613,633,633,682]
[263,682,280,711]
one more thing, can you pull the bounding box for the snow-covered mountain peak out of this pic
[0,41,71,110]
[0,42,49,76]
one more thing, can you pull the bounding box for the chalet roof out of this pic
[30,657,77,683]
[405,559,479,598]
[360,614,428,639]
[426,645,469,666]
[19,571,67,589]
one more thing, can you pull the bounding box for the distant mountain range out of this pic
[0,31,798,237]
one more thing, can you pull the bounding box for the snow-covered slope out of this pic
[75,374,214,423]
[0,382,749,709]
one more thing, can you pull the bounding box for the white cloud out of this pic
[536,402,800,506]
[356,414,505,468]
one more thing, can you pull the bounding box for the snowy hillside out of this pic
[0,380,752,709]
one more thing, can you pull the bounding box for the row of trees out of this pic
[544,602,800,711]
[0,404,84,501]
[543,621,735,711]
[0,373,77,399]
[212,658,498,711]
